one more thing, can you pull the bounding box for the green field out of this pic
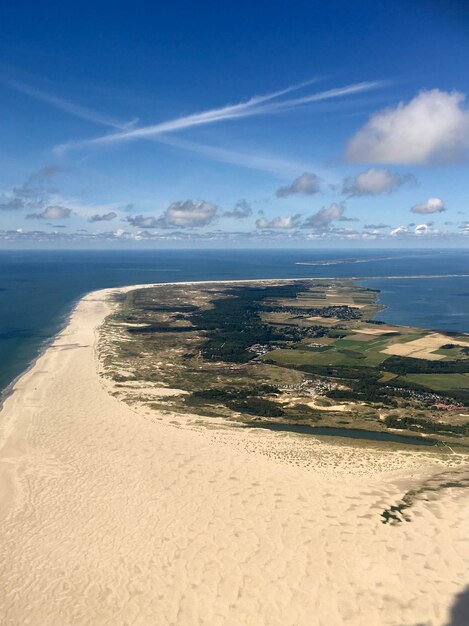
[267,332,422,369]
[401,373,469,392]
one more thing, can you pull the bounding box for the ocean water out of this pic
[0,248,468,395]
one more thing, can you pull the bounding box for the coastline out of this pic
[2,272,469,407]
[0,281,468,625]
[0,293,84,410]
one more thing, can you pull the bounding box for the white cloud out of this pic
[342,168,413,196]
[126,215,159,228]
[2,76,136,130]
[88,211,117,222]
[276,172,321,198]
[256,214,301,229]
[346,89,469,164]
[302,202,345,229]
[157,199,218,228]
[152,135,321,175]
[390,223,441,237]
[410,197,445,214]
[223,199,253,219]
[363,223,390,229]
[56,80,383,154]
[0,166,62,211]
[126,200,219,229]
[415,223,432,236]
[26,205,73,220]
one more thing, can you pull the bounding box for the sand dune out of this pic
[0,284,468,626]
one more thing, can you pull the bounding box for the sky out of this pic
[0,0,469,248]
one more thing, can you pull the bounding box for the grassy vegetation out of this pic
[401,373,469,392]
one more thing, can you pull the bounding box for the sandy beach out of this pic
[0,284,468,626]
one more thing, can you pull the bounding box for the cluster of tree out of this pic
[262,304,361,320]
[382,355,469,375]
[127,325,195,334]
[326,384,398,406]
[384,414,469,437]
[141,305,199,313]
[192,385,279,401]
[226,397,285,417]
[188,283,313,363]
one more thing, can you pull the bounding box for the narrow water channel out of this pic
[246,423,438,446]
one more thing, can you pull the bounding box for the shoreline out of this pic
[2,272,469,403]
[0,294,84,409]
[0,281,468,625]
[2,272,469,402]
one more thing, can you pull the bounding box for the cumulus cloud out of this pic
[125,200,219,230]
[276,172,321,198]
[26,205,73,220]
[342,168,414,196]
[363,223,390,230]
[125,214,159,228]
[346,89,469,164]
[256,214,301,229]
[415,224,432,236]
[390,223,441,237]
[302,202,345,229]
[88,211,117,222]
[0,198,26,211]
[156,199,218,228]
[223,199,253,219]
[410,197,445,214]
[0,166,62,211]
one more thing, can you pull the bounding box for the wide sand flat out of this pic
[0,284,468,626]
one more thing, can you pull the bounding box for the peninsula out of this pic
[0,280,467,626]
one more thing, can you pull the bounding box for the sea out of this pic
[0,248,468,396]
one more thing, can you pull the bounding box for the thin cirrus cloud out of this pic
[346,89,469,165]
[153,134,319,175]
[1,75,137,130]
[55,80,385,154]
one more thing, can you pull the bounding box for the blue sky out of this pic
[0,0,468,248]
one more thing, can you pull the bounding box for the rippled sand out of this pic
[0,284,467,626]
